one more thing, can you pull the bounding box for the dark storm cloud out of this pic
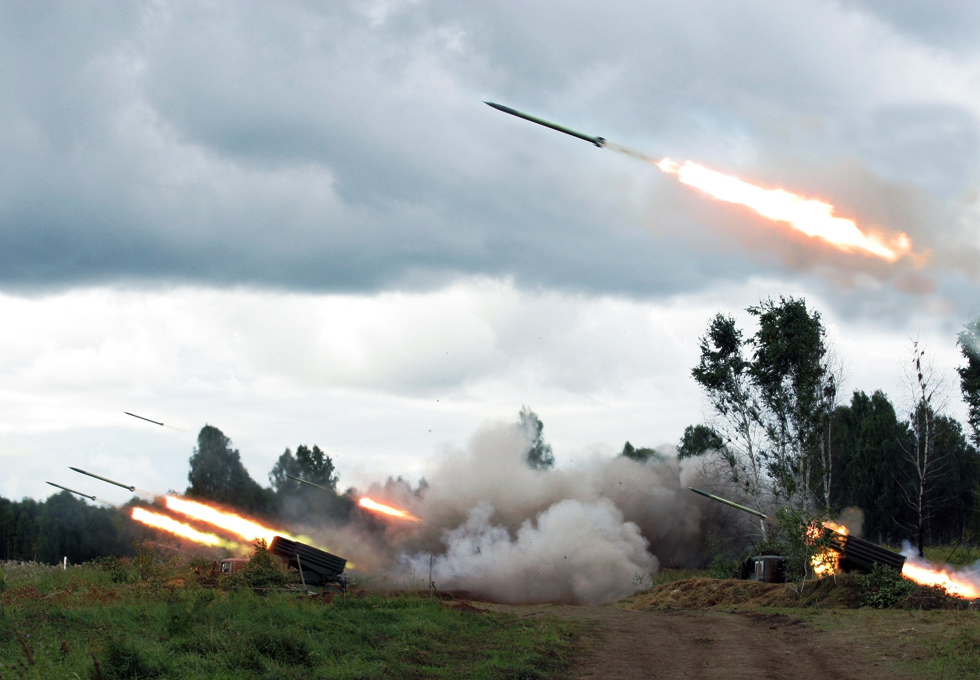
[0,0,977,309]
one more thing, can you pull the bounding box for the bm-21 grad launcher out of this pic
[688,488,905,574]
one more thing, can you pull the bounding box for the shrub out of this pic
[93,556,132,584]
[858,563,918,608]
[243,540,287,589]
[709,555,741,579]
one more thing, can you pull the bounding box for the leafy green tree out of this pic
[268,444,350,523]
[677,425,725,459]
[186,425,272,515]
[620,441,661,462]
[268,448,303,494]
[958,317,980,447]
[692,299,833,506]
[691,313,764,497]
[295,445,338,489]
[748,297,830,507]
[518,406,555,470]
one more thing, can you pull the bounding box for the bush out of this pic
[93,556,132,584]
[709,555,741,579]
[243,540,287,589]
[858,563,918,608]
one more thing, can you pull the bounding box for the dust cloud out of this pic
[313,419,731,606]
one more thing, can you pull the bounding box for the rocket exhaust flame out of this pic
[901,561,980,600]
[164,496,303,544]
[811,521,980,599]
[655,159,912,262]
[358,497,420,522]
[485,102,914,262]
[131,507,240,549]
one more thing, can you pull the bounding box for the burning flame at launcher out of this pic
[130,494,419,553]
[129,496,316,549]
[813,522,980,599]
[130,508,242,550]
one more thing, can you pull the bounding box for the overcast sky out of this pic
[2,0,979,504]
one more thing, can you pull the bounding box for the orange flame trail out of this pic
[901,561,980,599]
[359,497,420,522]
[164,496,302,544]
[131,507,240,548]
[655,159,912,262]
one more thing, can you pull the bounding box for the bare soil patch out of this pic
[478,597,925,679]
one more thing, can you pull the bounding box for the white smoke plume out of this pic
[328,417,733,606]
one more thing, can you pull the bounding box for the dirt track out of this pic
[483,604,924,680]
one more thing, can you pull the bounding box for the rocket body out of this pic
[69,467,136,492]
[46,481,97,501]
[485,102,606,148]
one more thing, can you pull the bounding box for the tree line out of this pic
[671,298,980,555]
[0,406,554,564]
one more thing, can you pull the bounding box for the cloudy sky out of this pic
[2,0,979,504]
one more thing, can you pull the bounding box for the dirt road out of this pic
[486,604,923,680]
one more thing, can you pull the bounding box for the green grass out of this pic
[1,561,581,680]
[649,568,709,586]
[801,607,980,679]
[920,544,980,568]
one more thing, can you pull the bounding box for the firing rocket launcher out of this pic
[269,536,347,590]
[688,488,905,575]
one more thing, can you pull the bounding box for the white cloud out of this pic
[0,278,972,502]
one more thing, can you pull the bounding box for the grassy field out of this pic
[0,559,582,680]
[803,607,980,679]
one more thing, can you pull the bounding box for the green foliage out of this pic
[518,406,555,470]
[186,424,273,516]
[93,555,133,584]
[0,564,580,680]
[774,506,818,581]
[691,313,762,496]
[858,564,918,609]
[747,297,829,505]
[957,317,980,448]
[0,492,136,565]
[242,540,287,589]
[677,424,724,459]
[708,555,741,579]
[621,441,661,462]
[98,636,166,679]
